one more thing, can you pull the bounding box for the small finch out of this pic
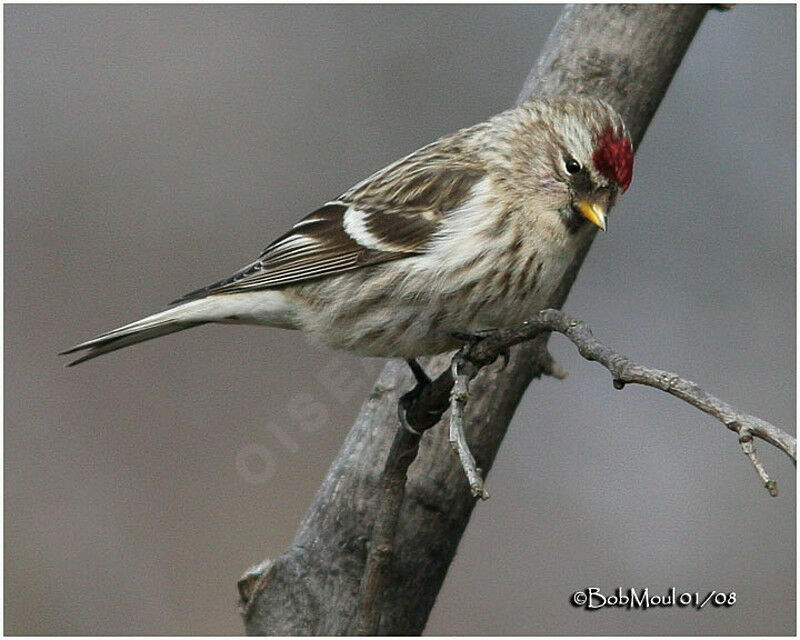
[62,96,633,380]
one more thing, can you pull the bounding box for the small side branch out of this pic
[739,434,778,497]
[449,354,490,499]
[436,309,795,497]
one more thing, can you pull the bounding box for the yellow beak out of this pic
[576,200,607,231]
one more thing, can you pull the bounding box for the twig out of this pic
[739,434,778,497]
[412,309,795,498]
[449,353,490,500]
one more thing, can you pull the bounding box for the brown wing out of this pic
[173,133,485,303]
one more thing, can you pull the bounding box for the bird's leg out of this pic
[405,358,431,390]
[397,359,431,435]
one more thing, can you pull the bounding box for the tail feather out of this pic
[61,290,297,366]
[61,321,206,366]
[60,298,218,366]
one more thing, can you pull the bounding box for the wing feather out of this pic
[174,132,486,303]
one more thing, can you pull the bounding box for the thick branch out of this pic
[352,427,421,635]
[243,5,715,635]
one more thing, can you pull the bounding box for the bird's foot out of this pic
[450,329,494,345]
[449,330,510,371]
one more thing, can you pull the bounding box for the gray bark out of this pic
[242,4,711,635]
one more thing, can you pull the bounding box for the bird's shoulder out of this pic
[339,124,488,212]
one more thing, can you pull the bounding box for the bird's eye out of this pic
[565,158,581,174]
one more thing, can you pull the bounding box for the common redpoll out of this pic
[62,97,633,371]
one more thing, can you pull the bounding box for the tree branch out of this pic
[351,306,795,632]
[242,5,731,635]
[447,310,795,498]
[352,427,422,635]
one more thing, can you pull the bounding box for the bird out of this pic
[61,96,634,396]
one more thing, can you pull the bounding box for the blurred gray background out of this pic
[5,4,795,635]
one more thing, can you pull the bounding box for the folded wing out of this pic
[174,140,485,303]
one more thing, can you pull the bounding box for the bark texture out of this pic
[242,4,711,635]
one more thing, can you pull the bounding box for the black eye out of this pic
[565,158,581,174]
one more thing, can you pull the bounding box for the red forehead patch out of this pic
[593,129,633,192]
